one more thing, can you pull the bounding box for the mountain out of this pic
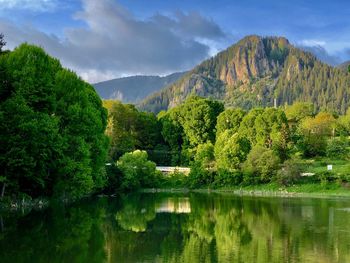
[139,35,350,114]
[338,61,350,72]
[93,72,186,103]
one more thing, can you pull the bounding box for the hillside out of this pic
[93,72,185,103]
[139,35,350,114]
[338,61,350,72]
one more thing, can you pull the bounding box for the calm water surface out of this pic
[1,192,350,262]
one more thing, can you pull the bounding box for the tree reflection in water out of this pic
[1,193,350,263]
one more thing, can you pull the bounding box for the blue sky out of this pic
[0,0,349,82]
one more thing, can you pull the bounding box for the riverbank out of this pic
[0,197,50,213]
[142,182,350,198]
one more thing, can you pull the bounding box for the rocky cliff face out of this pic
[139,35,350,114]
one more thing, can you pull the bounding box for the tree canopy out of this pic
[0,44,109,199]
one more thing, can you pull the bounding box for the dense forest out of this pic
[139,36,350,115]
[106,96,350,191]
[0,36,109,200]
[1,36,350,202]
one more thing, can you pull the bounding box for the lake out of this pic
[1,192,350,262]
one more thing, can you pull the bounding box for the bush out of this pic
[117,150,160,191]
[159,171,187,188]
[299,134,327,157]
[242,146,281,183]
[326,138,349,159]
[104,163,123,194]
[187,164,216,188]
[213,170,242,187]
[276,158,302,186]
[186,142,216,188]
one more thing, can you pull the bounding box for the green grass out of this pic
[303,158,350,175]
[191,182,350,197]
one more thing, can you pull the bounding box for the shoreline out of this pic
[141,183,350,199]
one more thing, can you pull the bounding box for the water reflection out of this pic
[1,193,350,262]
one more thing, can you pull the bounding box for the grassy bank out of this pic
[143,181,350,198]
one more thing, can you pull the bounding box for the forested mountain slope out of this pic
[338,61,350,72]
[93,72,185,103]
[139,35,350,114]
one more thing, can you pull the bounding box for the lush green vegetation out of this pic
[1,36,350,203]
[140,35,350,115]
[105,95,350,193]
[0,41,109,200]
[3,193,350,262]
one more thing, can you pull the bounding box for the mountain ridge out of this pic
[139,35,350,114]
[93,71,186,103]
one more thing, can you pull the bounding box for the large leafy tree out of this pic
[215,130,251,172]
[0,44,108,199]
[216,108,245,136]
[298,112,336,156]
[117,150,159,191]
[106,100,162,160]
[179,96,224,146]
[158,108,186,165]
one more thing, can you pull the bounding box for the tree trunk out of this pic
[1,182,5,199]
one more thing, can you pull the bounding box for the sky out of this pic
[0,0,349,83]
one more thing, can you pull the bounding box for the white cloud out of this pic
[0,0,57,11]
[299,39,326,47]
[0,0,226,82]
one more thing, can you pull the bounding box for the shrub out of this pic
[213,170,242,187]
[326,138,349,159]
[187,142,216,188]
[242,146,281,183]
[117,150,160,191]
[187,164,216,188]
[276,158,302,186]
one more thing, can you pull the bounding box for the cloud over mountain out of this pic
[0,0,226,82]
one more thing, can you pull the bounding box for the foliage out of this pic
[242,145,281,184]
[276,158,302,186]
[187,142,216,188]
[216,108,245,135]
[285,102,314,122]
[117,150,160,191]
[158,108,186,165]
[338,108,350,135]
[0,44,108,199]
[326,137,349,159]
[178,96,224,146]
[140,35,350,115]
[106,100,162,160]
[215,130,251,173]
[298,112,336,157]
[238,108,264,144]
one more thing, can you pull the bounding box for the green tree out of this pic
[106,100,162,161]
[216,108,245,136]
[299,112,336,156]
[238,108,264,144]
[158,108,186,165]
[187,142,216,187]
[326,138,349,159]
[179,96,224,146]
[285,102,314,122]
[215,130,251,173]
[117,150,160,191]
[242,145,281,183]
[0,44,108,199]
